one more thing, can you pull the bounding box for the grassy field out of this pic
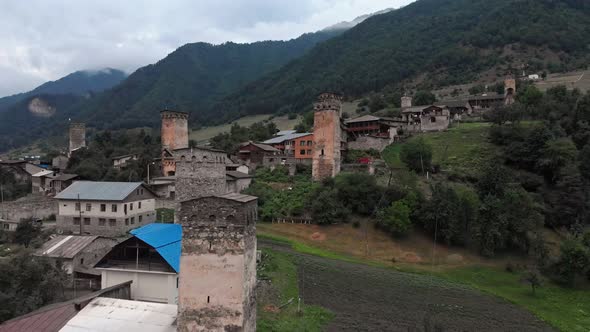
[382,122,498,175]
[257,248,333,331]
[257,228,590,331]
[190,114,300,143]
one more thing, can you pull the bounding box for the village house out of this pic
[95,223,180,304]
[401,105,451,133]
[52,155,70,171]
[31,170,79,195]
[345,115,400,152]
[263,132,314,160]
[111,153,139,169]
[55,181,157,236]
[0,159,45,183]
[0,219,19,232]
[238,141,280,165]
[34,235,118,287]
[226,170,254,193]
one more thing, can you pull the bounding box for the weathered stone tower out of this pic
[68,122,86,154]
[173,147,228,203]
[161,110,189,151]
[504,76,517,106]
[312,93,343,181]
[177,193,258,332]
[401,95,413,109]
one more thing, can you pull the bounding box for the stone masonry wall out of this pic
[0,195,57,221]
[69,123,86,153]
[347,136,392,152]
[177,197,257,332]
[312,94,343,181]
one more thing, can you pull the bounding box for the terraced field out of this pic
[260,239,553,332]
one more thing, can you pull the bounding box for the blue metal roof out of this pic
[130,223,181,273]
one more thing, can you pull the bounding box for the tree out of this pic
[554,238,590,286]
[536,137,577,183]
[468,85,485,95]
[518,85,544,108]
[525,269,542,295]
[476,162,510,198]
[14,220,41,248]
[400,138,433,173]
[333,173,383,216]
[310,188,349,225]
[377,200,412,237]
[413,91,436,106]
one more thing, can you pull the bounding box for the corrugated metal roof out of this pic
[0,301,78,332]
[262,132,312,144]
[54,181,145,201]
[53,174,78,182]
[59,298,177,332]
[130,224,181,273]
[32,170,55,178]
[276,130,296,136]
[345,115,381,124]
[216,192,258,203]
[35,235,99,259]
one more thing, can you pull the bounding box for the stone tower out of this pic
[312,93,343,181]
[173,147,228,203]
[177,193,258,332]
[68,122,86,154]
[401,95,413,109]
[161,110,189,151]
[504,76,517,106]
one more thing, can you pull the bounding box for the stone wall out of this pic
[0,195,57,221]
[347,136,392,152]
[161,111,189,151]
[177,197,257,332]
[312,94,343,181]
[175,161,226,203]
[69,123,86,154]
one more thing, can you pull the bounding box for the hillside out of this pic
[211,0,590,122]
[0,68,126,113]
[75,30,343,130]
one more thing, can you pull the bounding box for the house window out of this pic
[300,150,306,155]
[73,217,81,225]
[130,217,135,224]
[125,218,129,225]
[307,140,312,146]
[75,203,80,211]
[124,204,127,215]
[138,202,142,209]
[83,218,91,225]
[99,218,106,226]
[431,117,436,123]
[100,204,106,212]
[2,224,8,230]
[108,219,116,226]
[80,258,84,265]
[321,149,325,156]
[130,203,133,211]
[85,203,91,212]
[300,141,305,146]
[139,215,143,223]
[112,204,117,213]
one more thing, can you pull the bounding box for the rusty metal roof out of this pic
[215,192,258,203]
[35,235,100,259]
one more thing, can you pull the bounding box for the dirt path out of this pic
[260,240,554,332]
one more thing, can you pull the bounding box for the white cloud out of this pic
[0,0,414,96]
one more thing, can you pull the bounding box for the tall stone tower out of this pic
[401,95,413,109]
[161,110,189,151]
[68,123,86,154]
[173,147,228,203]
[177,193,258,332]
[312,93,343,181]
[504,76,517,106]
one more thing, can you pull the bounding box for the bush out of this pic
[400,137,433,173]
[352,221,361,229]
[334,173,383,215]
[310,188,349,225]
[377,201,413,237]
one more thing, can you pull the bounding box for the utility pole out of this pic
[77,193,83,235]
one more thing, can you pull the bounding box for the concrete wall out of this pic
[177,197,257,332]
[100,269,178,304]
[0,195,57,221]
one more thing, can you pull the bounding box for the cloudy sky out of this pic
[0,0,414,97]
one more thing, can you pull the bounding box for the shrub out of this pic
[400,137,433,173]
[377,201,412,237]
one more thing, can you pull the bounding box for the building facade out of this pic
[55,182,157,236]
[69,123,86,155]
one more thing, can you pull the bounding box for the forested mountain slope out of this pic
[211,0,590,123]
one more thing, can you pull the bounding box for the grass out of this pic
[257,232,590,331]
[190,114,300,143]
[383,122,498,175]
[257,248,333,331]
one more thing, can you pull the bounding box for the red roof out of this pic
[0,301,80,332]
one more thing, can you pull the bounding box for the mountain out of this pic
[0,68,127,113]
[210,0,590,122]
[323,8,393,31]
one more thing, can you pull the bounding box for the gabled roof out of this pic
[53,173,79,181]
[215,192,258,203]
[240,142,280,152]
[276,130,297,136]
[54,181,150,201]
[130,223,181,273]
[402,105,442,113]
[262,132,313,144]
[35,235,100,259]
[32,170,55,178]
[345,115,382,124]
